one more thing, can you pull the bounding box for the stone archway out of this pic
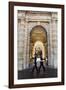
[29,25,48,64]
[33,41,45,59]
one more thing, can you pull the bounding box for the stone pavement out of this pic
[18,67,57,79]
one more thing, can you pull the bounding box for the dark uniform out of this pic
[39,50,45,72]
[32,52,38,72]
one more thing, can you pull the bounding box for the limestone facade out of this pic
[17,11,58,70]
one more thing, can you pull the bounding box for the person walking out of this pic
[38,48,45,72]
[32,48,38,72]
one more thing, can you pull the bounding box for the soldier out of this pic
[32,48,38,72]
[38,48,45,72]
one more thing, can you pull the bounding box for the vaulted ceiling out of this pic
[30,26,47,43]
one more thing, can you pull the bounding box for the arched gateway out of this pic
[29,25,48,65]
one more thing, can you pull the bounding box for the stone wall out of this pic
[17,11,58,70]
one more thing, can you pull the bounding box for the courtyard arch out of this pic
[29,25,48,63]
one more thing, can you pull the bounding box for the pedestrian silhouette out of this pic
[32,48,38,72]
[38,48,45,72]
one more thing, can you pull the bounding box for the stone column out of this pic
[23,20,27,69]
[26,21,30,68]
[17,18,25,70]
[47,20,52,67]
[49,13,58,68]
[51,15,57,69]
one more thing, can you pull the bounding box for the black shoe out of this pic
[37,70,39,73]
[43,68,45,71]
[38,69,40,73]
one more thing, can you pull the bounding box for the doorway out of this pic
[29,25,48,64]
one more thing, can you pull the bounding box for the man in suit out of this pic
[32,48,38,72]
[38,48,45,72]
